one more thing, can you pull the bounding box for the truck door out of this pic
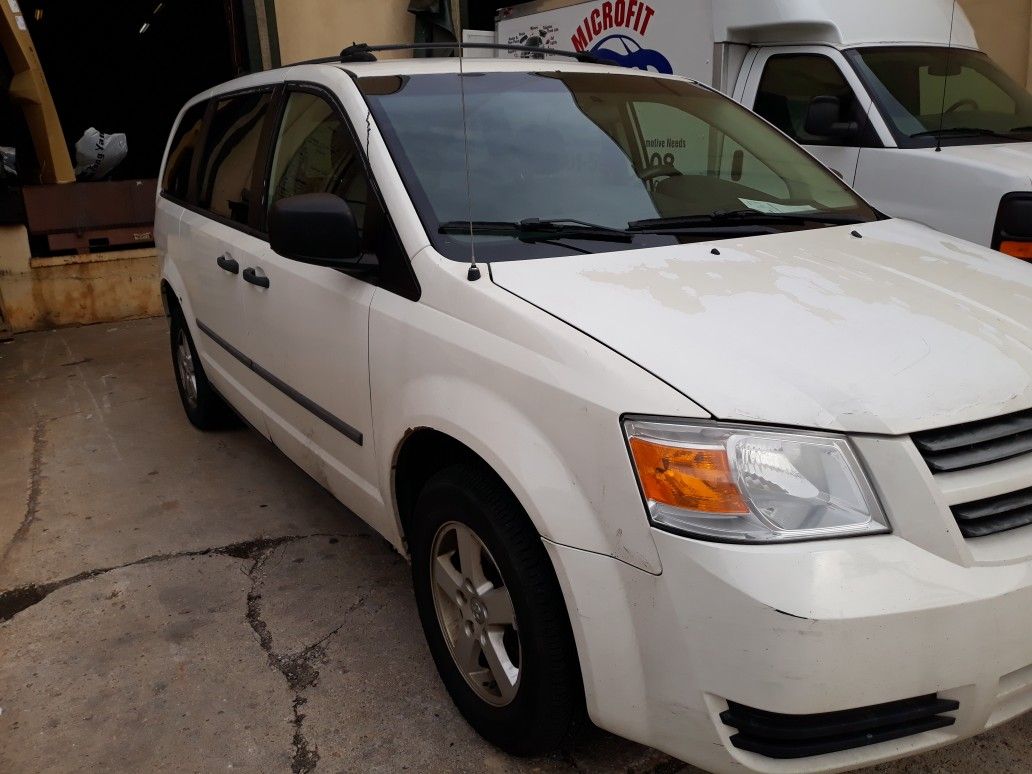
[742,47,883,186]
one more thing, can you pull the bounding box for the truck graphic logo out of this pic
[568,1,670,74]
[570,0,657,51]
[507,23,560,56]
[591,33,673,73]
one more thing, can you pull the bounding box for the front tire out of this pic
[411,463,584,756]
[168,303,234,431]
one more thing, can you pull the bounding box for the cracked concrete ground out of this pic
[1,318,1029,773]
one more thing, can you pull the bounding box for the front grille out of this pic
[912,408,1032,474]
[952,486,1032,538]
[720,694,959,759]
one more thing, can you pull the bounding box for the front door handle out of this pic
[242,267,270,289]
[216,254,239,274]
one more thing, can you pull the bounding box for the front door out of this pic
[237,85,388,531]
[743,47,884,186]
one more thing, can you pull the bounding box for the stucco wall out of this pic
[961,0,1032,87]
[273,0,415,64]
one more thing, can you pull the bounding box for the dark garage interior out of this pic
[11,0,245,183]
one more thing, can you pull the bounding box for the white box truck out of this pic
[496,0,1032,257]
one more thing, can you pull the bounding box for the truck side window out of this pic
[197,91,273,225]
[755,55,864,147]
[717,139,790,200]
[162,101,207,203]
[267,92,371,243]
[630,98,790,201]
[632,102,712,176]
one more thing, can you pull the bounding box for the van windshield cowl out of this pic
[847,46,1032,149]
[359,71,877,262]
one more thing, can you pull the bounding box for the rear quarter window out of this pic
[162,101,208,202]
[196,91,274,226]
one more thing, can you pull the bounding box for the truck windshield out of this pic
[848,47,1032,148]
[360,71,877,262]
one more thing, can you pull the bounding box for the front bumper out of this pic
[545,529,1032,773]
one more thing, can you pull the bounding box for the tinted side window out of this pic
[268,92,371,242]
[162,101,207,202]
[755,55,862,146]
[197,91,273,224]
[266,89,419,299]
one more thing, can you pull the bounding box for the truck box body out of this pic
[496,0,978,93]
[497,1,718,85]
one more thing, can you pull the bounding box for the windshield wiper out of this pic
[438,218,634,244]
[627,209,864,232]
[1009,125,1032,133]
[910,127,1018,140]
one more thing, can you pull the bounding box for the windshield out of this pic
[360,71,877,262]
[847,46,1032,147]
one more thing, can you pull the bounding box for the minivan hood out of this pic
[490,220,1032,435]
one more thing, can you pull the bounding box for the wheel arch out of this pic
[160,279,177,317]
[159,257,194,323]
[376,372,662,575]
[392,427,498,550]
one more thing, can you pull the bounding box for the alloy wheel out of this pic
[176,329,199,410]
[430,521,521,707]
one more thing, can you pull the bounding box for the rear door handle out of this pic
[242,267,270,289]
[216,254,239,274]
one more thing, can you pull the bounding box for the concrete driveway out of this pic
[1,318,1029,773]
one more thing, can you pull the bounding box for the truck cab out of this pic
[727,2,1032,257]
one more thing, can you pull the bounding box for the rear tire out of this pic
[410,463,584,756]
[168,302,234,431]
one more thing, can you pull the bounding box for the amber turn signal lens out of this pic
[1000,241,1032,260]
[628,437,749,515]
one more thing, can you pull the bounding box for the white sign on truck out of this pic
[496,0,1032,257]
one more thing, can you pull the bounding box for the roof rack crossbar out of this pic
[335,42,607,66]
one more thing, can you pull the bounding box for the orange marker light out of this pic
[628,437,749,515]
[1000,241,1032,261]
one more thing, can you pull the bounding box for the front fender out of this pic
[379,373,663,573]
[369,256,708,574]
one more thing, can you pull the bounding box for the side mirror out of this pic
[269,193,369,272]
[804,95,860,142]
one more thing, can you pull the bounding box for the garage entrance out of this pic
[1,1,276,256]
[18,0,246,182]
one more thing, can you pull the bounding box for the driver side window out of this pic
[755,54,864,147]
[267,91,370,241]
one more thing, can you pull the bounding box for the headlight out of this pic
[993,194,1032,260]
[623,418,889,543]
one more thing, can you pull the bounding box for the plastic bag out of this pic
[0,146,15,178]
[74,128,128,180]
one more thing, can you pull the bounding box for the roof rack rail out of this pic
[334,42,608,66]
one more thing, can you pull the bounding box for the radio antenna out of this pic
[935,0,959,153]
[458,47,481,281]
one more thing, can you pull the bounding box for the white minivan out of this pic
[496,0,1032,256]
[158,46,1032,773]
